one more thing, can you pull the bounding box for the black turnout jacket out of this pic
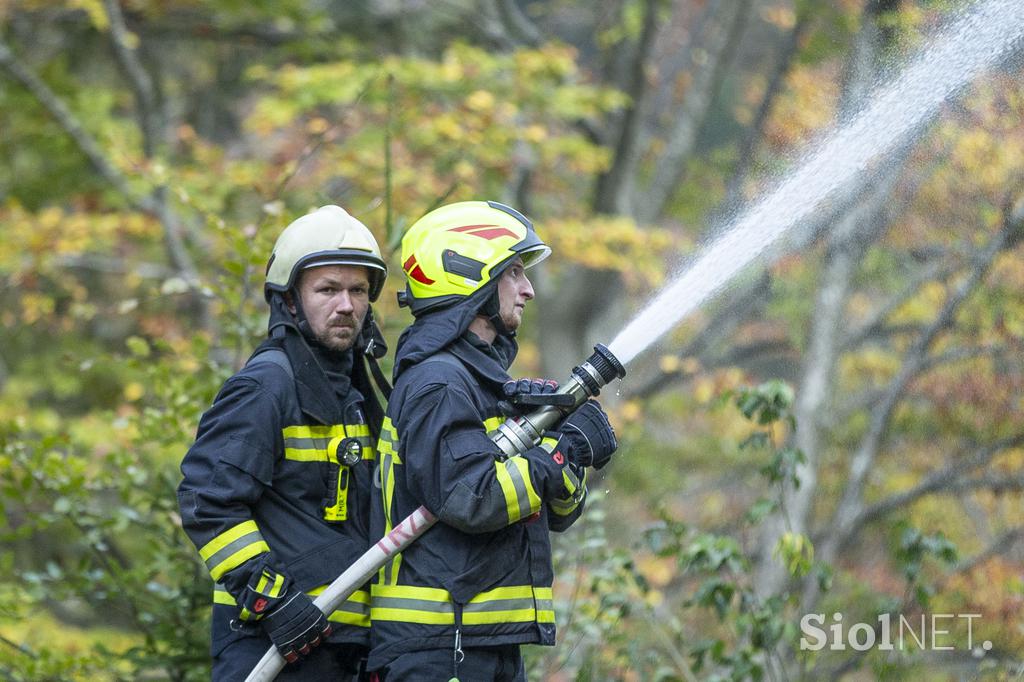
[178,299,379,656]
[368,294,587,670]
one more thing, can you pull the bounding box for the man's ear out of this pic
[284,291,296,315]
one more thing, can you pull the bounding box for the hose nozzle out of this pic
[571,343,627,397]
[491,344,626,457]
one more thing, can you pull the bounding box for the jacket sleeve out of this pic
[546,462,587,533]
[177,374,283,598]
[397,382,580,534]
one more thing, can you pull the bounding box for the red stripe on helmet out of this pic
[447,224,519,240]
[403,254,436,284]
[409,264,435,285]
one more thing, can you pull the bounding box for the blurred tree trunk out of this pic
[753,0,899,595]
[533,0,756,375]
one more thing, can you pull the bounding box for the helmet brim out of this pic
[265,249,388,302]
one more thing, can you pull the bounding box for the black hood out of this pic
[392,281,518,388]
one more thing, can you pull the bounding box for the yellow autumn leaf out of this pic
[123,383,145,402]
[658,355,681,373]
[620,400,642,422]
[464,90,495,112]
[693,377,715,404]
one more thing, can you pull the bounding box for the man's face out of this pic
[497,258,534,332]
[293,264,370,352]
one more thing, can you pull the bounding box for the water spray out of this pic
[246,345,627,681]
[609,0,1024,366]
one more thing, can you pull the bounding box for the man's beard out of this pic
[315,317,363,352]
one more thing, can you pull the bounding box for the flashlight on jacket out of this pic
[491,344,626,458]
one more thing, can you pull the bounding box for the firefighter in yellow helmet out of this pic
[179,205,388,680]
[368,201,618,680]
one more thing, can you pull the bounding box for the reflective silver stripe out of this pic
[379,454,393,524]
[549,496,581,516]
[283,435,334,451]
[334,599,370,616]
[464,596,535,614]
[282,436,370,450]
[503,459,535,519]
[372,596,454,614]
[283,434,371,450]
[203,529,264,574]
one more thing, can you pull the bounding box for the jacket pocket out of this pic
[443,429,499,461]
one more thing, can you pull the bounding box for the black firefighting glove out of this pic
[558,400,618,470]
[498,378,574,417]
[236,567,332,664]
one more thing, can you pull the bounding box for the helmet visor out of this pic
[518,243,551,269]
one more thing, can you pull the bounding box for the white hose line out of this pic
[244,506,438,682]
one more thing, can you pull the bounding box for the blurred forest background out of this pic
[1,0,1023,679]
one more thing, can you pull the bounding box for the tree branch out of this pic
[842,259,954,350]
[823,197,1024,563]
[723,11,811,206]
[494,0,542,47]
[0,39,157,214]
[638,0,752,223]
[101,0,160,154]
[846,434,1024,535]
[594,0,662,216]
[56,253,174,279]
[829,344,1012,429]
[96,1,213,334]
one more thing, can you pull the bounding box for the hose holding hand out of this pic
[498,378,574,416]
[261,588,332,664]
[558,400,618,470]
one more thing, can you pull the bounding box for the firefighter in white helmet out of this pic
[178,205,388,680]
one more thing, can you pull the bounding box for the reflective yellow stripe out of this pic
[371,583,454,624]
[377,417,400,458]
[269,572,285,598]
[282,424,371,439]
[253,570,283,597]
[214,585,371,627]
[494,460,518,522]
[377,417,403,586]
[495,456,541,523]
[534,586,555,623]
[308,586,371,627]
[283,423,374,462]
[199,520,259,561]
[465,584,538,624]
[199,521,269,581]
[213,585,235,605]
[550,496,581,516]
[539,436,559,452]
[483,416,504,436]
[551,466,586,516]
[371,583,553,625]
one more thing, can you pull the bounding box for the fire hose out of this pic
[244,344,625,681]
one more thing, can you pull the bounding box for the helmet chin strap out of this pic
[286,290,316,340]
[480,286,514,339]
